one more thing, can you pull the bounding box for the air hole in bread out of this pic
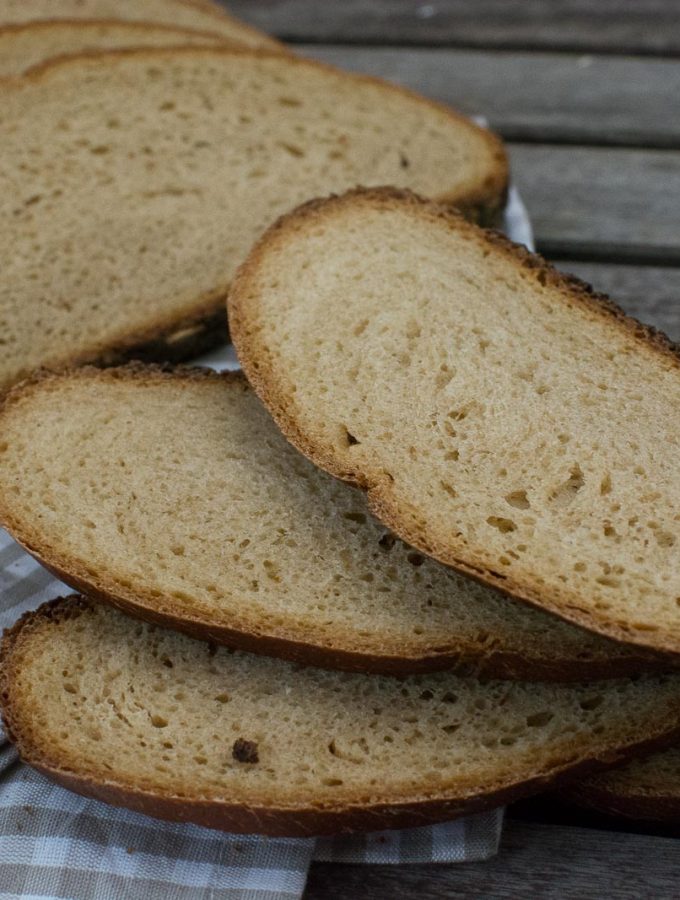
[526,711,553,727]
[487,517,517,534]
[378,533,396,551]
[596,576,620,588]
[655,531,676,548]
[343,511,366,524]
[549,464,585,507]
[580,696,604,711]
[505,491,530,510]
[440,481,457,499]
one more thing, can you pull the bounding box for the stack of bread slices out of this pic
[0,0,678,836]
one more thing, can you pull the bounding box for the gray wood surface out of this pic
[558,262,680,340]
[304,820,680,898]
[226,0,680,55]
[509,144,680,262]
[303,46,680,148]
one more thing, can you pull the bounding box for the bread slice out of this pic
[4,597,680,836]
[0,21,235,78]
[0,0,281,48]
[0,48,505,395]
[229,188,680,658]
[563,748,680,823]
[0,365,664,680]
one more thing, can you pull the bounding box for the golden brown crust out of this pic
[4,596,680,837]
[0,364,669,681]
[228,187,680,658]
[0,18,233,43]
[0,5,286,51]
[11,550,672,681]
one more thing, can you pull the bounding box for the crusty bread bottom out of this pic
[4,597,680,835]
[0,364,666,680]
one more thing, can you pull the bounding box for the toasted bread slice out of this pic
[0,365,665,680]
[564,748,680,823]
[0,48,505,395]
[0,21,236,78]
[0,0,281,47]
[229,188,680,657]
[3,596,680,836]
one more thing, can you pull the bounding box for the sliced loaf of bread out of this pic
[564,748,680,823]
[0,0,280,47]
[0,365,664,680]
[229,188,680,657]
[0,48,505,394]
[0,21,232,78]
[3,596,680,836]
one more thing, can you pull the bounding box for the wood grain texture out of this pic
[303,46,680,148]
[555,263,680,341]
[304,821,680,898]
[226,0,680,55]
[509,145,680,262]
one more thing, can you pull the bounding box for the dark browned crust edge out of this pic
[3,597,680,837]
[228,186,680,659]
[559,778,680,825]
[0,364,668,682]
[0,3,286,51]
[0,12,282,53]
[0,15,252,84]
[0,18,234,46]
[0,296,228,397]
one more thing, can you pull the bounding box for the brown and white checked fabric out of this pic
[0,183,530,900]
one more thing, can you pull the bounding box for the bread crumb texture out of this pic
[3,598,680,829]
[0,49,503,392]
[0,22,230,78]
[0,366,657,678]
[229,189,680,654]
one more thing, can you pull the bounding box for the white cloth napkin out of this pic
[0,191,532,900]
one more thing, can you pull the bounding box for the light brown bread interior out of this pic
[0,0,280,47]
[229,188,680,657]
[0,48,505,395]
[0,365,662,680]
[3,596,680,836]
[0,21,232,78]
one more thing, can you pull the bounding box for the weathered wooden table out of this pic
[227,2,680,895]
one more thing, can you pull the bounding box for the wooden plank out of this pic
[226,0,680,55]
[302,46,680,148]
[509,144,680,263]
[554,262,680,341]
[304,821,680,899]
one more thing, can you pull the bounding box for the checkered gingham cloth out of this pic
[0,190,532,899]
